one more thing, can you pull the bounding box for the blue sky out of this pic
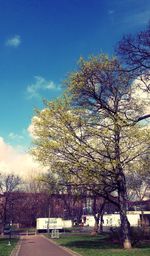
[0,0,150,152]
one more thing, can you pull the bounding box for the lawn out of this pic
[52,233,150,256]
[0,237,18,256]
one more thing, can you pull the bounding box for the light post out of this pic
[63,209,67,219]
[8,221,12,246]
[47,204,51,234]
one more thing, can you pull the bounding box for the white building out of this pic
[82,211,150,227]
[36,218,72,231]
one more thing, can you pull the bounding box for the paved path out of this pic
[16,235,78,256]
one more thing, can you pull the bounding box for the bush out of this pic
[130,227,150,246]
[109,227,122,244]
[109,226,150,246]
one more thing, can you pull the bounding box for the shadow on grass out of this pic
[59,234,150,250]
[0,238,9,244]
[137,242,150,249]
[0,237,18,245]
[59,235,120,250]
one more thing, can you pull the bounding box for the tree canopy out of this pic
[117,23,150,92]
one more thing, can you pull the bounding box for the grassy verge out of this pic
[49,233,150,256]
[12,227,36,234]
[0,237,18,256]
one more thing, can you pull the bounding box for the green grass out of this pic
[13,227,36,232]
[0,238,18,256]
[51,233,150,256]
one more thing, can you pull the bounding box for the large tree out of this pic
[65,55,150,248]
[31,56,150,248]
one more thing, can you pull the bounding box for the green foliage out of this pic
[31,56,150,201]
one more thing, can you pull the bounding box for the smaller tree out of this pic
[0,173,21,233]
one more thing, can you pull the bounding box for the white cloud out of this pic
[0,136,45,179]
[132,79,150,115]
[26,76,61,99]
[6,35,21,48]
[27,117,39,138]
[8,132,24,141]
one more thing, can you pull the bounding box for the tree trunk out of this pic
[99,201,105,232]
[94,213,100,233]
[114,122,132,249]
[118,175,132,249]
[92,197,99,235]
[100,213,104,232]
[92,199,105,234]
[91,217,99,235]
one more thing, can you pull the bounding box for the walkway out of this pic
[15,235,79,256]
